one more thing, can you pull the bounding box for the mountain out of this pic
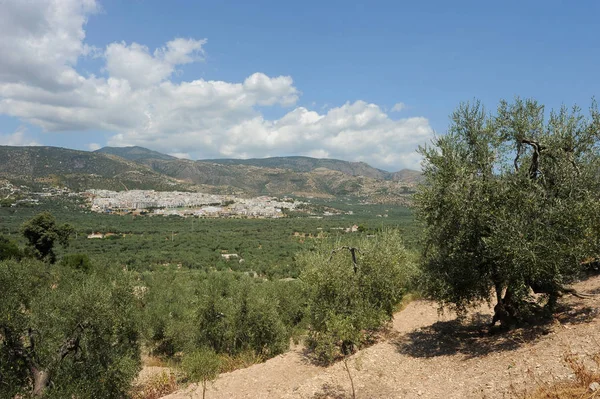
[390,169,424,184]
[203,156,391,180]
[94,146,176,161]
[0,145,421,203]
[0,146,189,192]
[141,158,410,199]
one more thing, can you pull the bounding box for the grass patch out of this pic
[130,370,178,399]
[525,352,600,398]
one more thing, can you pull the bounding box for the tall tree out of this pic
[21,212,74,263]
[415,98,600,326]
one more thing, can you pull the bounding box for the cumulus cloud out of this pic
[0,127,40,146]
[391,102,406,112]
[87,142,101,151]
[0,0,98,90]
[0,0,433,171]
[104,38,206,88]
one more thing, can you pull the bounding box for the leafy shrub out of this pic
[0,235,22,261]
[181,347,221,399]
[60,253,92,272]
[141,271,295,362]
[299,228,416,364]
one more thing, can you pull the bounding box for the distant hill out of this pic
[94,146,176,161]
[203,156,391,180]
[0,145,422,203]
[390,169,424,184]
[0,146,189,192]
[141,158,411,200]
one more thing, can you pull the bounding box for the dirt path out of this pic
[163,276,600,399]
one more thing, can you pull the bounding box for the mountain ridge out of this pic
[95,146,422,180]
[1,145,421,203]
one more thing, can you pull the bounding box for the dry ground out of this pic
[160,275,600,399]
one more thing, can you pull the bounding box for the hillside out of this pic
[95,146,177,161]
[0,146,190,192]
[1,145,421,202]
[142,158,414,201]
[161,275,600,399]
[95,146,422,183]
[108,146,422,201]
[202,156,392,180]
[390,168,424,184]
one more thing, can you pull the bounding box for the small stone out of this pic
[589,382,600,392]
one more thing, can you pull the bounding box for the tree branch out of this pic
[330,246,362,273]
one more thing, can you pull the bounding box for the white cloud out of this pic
[88,142,101,151]
[391,102,406,112]
[0,0,433,171]
[0,0,98,90]
[168,152,191,160]
[104,38,206,89]
[0,127,40,146]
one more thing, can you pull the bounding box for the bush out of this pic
[181,347,221,399]
[299,228,416,364]
[0,235,22,261]
[61,253,92,272]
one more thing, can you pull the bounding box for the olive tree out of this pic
[21,212,74,263]
[415,98,600,327]
[300,229,416,363]
[0,259,141,398]
[181,347,221,399]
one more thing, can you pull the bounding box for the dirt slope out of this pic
[163,276,600,399]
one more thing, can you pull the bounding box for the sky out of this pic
[0,0,599,171]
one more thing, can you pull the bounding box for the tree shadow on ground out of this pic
[394,300,599,360]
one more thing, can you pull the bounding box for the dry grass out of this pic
[141,353,167,367]
[525,353,600,399]
[218,350,266,373]
[394,292,421,313]
[130,370,178,399]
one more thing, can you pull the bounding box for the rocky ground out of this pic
[160,275,600,399]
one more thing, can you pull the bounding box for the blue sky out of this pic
[0,0,599,171]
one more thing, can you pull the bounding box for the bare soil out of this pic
[161,275,600,399]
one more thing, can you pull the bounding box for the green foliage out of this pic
[0,259,141,398]
[60,253,92,272]
[300,229,416,364]
[21,211,73,263]
[415,98,600,326]
[0,196,418,274]
[181,347,221,399]
[0,235,22,260]
[140,270,297,362]
[0,198,13,207]
[0,201,418,382]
